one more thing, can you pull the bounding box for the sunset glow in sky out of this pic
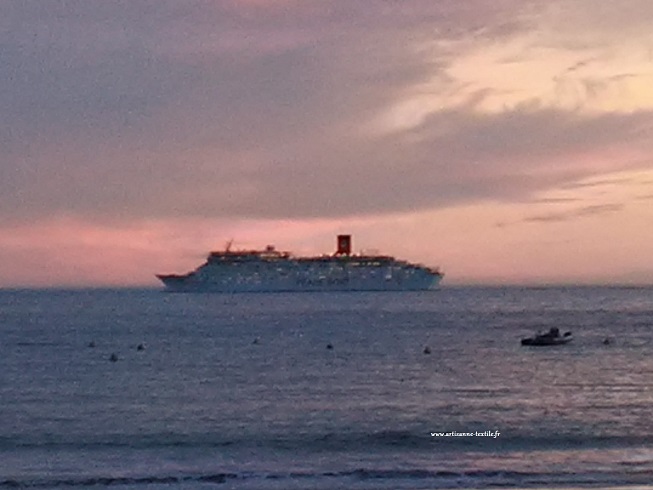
[2,0,653,286]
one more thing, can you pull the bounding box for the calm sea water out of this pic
[1,286,653,490]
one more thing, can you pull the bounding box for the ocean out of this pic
[1,286,652,490]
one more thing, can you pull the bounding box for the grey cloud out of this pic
[524,203,624,223]
[25,104,648,222]
[530,198,581,204]
[561,178,636,190]
[230,107,651,219]
[1,0,653,224]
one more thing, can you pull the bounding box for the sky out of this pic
[2,0,653,287]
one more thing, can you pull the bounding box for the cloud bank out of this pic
[2,0,653,225]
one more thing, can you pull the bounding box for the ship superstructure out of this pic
[156,235,443,293]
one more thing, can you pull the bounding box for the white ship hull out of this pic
[158,268,442,293]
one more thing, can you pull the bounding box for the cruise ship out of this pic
[156,235,443,293]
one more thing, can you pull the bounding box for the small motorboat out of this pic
[521,327,573,346]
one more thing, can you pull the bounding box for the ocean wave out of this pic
[2,430,653,453]
[3,468,653,489]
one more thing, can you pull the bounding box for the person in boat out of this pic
[547,327,560,338]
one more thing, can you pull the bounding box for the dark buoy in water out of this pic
[423,346,431,355]
[109,353,118,362]
[88,341,96,348]
[603,337,611,345]
[136,343,145,351]
[326,343,333,350]
[252,337,260,345]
